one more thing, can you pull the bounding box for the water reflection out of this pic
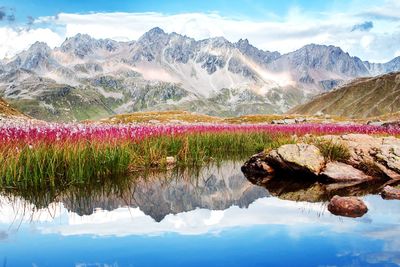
[0,162,399,266]
[244,169,400,203]
[1,162,267,224]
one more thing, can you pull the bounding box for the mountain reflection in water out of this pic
[1,162,267,224]
[0,161,399,267]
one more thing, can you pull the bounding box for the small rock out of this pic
[283,119,296,124]
[295,117,306,123]
[328,195,368,218]
[381,185,400,200]
[166,156,176,165]
[367,120,384,127]
[271,119,285,125]
[321,162,374,182]
[382,121,400,129]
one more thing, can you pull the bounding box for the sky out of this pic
[0,0,400,62]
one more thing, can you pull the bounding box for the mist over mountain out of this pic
[1,27,399,121]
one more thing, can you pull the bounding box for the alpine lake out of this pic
[0,160,399,267]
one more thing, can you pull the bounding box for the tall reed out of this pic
[0,122,398,188]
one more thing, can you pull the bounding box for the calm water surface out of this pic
[0,162,399,267]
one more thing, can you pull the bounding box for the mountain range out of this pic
[1,27,399,121]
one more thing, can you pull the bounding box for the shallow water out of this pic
[0,162,399,267]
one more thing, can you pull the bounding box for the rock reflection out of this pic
[244,172,400,203]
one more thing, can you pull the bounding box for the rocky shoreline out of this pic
[242,134,400,217]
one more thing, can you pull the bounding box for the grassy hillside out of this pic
[290,72,400,118]
[0,97,26,117]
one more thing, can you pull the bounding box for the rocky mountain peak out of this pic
[60,33,119,58]
[200,36,232,49]
[6,41,53,71]
[285,43,368,76]
[293,44,344,57]
[29,41,52,54]
[61,33,94,47]
[386,56,400,70]
[148,27,165,35]
[138,27,168,43]
[236,38,250,47]
[131,27,171,62]
[235,38,280,65]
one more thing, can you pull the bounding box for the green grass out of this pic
[313,139,351,162]
[0,132,293,189]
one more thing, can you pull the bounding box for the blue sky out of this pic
[0,0,399,62]
[2,0,333,22]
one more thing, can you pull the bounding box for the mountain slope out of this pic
[0,97,27,117]
[1,28,400,121]
[290,72,400,118]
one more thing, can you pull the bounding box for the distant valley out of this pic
[1,27,400,121]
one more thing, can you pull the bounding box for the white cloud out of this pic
[0,0,399,62]
[1,194,399,238]
[0,196,351,236]
[0,27,63,59]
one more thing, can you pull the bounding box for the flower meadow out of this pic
[0,121,399,188]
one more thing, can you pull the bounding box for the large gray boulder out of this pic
[321,162,374,182]
[267,143,325,175]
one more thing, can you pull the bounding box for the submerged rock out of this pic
[381,185,400,200]
[327,195,368,218]
[321,162,374,182]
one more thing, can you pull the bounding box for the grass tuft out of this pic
[313,139,351,162]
